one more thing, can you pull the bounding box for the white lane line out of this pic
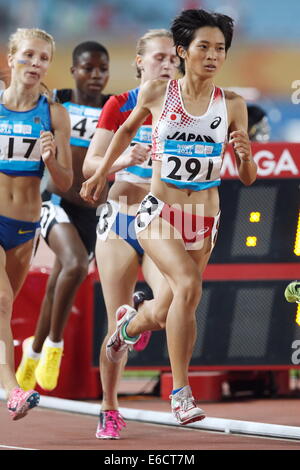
[1,389,300,441]
[25,393,300,440]
[0,444,38,450]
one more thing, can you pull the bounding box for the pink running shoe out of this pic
[96,410,126,439]
[132,291,152,352]
[170,385,206,425]
[7,387,40,421]
[133,331,152,351]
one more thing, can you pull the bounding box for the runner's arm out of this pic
[228,94,257,186]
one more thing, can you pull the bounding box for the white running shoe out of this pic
[106,305,141,363]
[170,385,206,425]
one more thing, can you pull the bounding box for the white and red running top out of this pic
[152,79,228,191]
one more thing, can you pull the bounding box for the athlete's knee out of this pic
[176,273,202,308]
[0,290,13,318]
[62,257,89,283]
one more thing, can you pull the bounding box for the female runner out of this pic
[0,28,72,419]
[82,29,178,438]
[81,10,257,426]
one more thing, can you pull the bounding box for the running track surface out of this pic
[0,398,300,450]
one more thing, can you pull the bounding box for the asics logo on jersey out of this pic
[197,227,210,236]
[18,229,34,235]
[210,116,222,129]
[167,131,215,143]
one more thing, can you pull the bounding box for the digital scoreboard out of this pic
[212,142,299,265]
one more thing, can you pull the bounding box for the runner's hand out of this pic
[40,131,56,162]
[80,171,107,203]
[229,130,251,160]
[121,143,151,167]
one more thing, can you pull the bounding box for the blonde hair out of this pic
[135,29,173,79]
[8,28,55,103]
[8,28,55,61]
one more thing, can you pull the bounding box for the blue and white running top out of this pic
[0,91,51,178]
[63,102,101,148]
[152,80,228,191]
[53,89,111,149]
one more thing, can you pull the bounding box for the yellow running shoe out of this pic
[35,341,63,391]
[16,337,40,391]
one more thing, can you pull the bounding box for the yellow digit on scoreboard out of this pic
[249,212,261,223]
[246,212,261,247]
[246,236,257,247]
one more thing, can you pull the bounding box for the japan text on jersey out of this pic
[152,80,228,191]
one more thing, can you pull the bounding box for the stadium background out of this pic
[1,0,299,400]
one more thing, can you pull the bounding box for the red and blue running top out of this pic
[97,87,152,183]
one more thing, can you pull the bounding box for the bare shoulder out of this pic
[50,101,69,116]
[224,90,246,109]
[49,102,70,128]
[224,90,248,129]
[224,91,247,126]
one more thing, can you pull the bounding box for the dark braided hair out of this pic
[171,9,234,74]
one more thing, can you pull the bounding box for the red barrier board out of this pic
[221,142,300,179]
